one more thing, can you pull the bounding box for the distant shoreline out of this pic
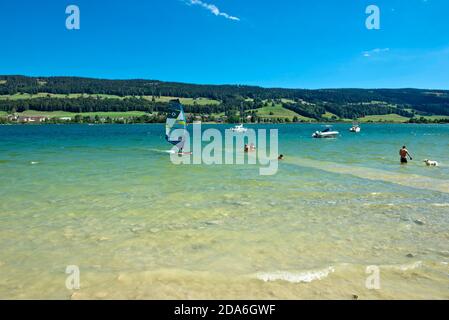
[1,121,448,126]
[2,110,449,125]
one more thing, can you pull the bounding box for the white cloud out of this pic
[363,48,390,57]
[186,0,240,21]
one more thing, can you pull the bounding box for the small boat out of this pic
[312,127,339,139]
[230,124,248,133]
[349,123,361,133]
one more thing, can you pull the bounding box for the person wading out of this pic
[399,146,413,164]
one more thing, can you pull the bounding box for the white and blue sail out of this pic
[165,100,187,151]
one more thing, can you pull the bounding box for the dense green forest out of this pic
[1,75,449,122]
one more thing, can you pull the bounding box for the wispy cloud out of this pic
[185,0,240,21]
[363,48,390,57]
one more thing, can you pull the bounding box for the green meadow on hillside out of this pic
[421,115,449,121]
[357,114,410,123]
[13,110,149,118]
[322,112,342,120]
[0,93,220,106]
[251,104,314,121]
[144,96,220,105]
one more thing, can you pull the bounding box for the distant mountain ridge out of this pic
[1,75,449,120]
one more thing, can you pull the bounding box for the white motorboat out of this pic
[230,124,248,133]
[312,127,339,138]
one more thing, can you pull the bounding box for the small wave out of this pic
[397,261,423,271]
[147,148,176,154]
[432,203,449,207]
[30,161,39,165]
[291,157,449,194]
[384,261,422,271]
[255,267,335,284]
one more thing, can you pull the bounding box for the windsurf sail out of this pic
[165,100,187,150]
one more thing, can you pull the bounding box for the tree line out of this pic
[282,102,414,120]
[1,75,449,117]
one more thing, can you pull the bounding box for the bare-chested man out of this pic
[399,146,413,164]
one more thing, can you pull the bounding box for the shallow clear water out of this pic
[0,124,448,299]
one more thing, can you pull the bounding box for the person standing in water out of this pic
[399,146,413,164]
[250,143,256,152]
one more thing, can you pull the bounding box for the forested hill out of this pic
[1,75,449,121]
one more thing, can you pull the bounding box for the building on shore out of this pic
[17,116,49,123]
[6,113,19,121]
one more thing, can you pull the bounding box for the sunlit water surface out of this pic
[0,124,448,299]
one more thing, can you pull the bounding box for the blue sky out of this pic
[0,0,448,89]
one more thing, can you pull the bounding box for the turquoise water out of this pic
[0,123,448,299]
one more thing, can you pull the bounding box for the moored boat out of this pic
[230,124,248,133]
[312,127,339,138]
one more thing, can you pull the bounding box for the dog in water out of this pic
[424,159,439,167]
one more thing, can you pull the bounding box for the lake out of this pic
[0,123,448,299]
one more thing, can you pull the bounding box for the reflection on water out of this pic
[0,124,448,299]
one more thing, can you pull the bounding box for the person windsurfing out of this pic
[165,100,188,154]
